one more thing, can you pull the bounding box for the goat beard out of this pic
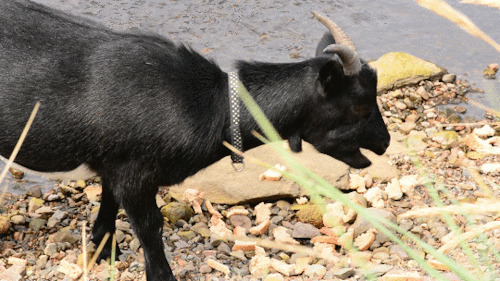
[288,134,303,152]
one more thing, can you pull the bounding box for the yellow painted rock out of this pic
[369,52,446,94]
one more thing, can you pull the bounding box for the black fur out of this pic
[0,2,390,281]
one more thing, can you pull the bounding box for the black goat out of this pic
[0,1,390,280]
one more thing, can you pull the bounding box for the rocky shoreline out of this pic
[1,56,499,281]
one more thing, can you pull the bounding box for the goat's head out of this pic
[299,12,390,169]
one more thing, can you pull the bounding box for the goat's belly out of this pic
[0,155,98,181]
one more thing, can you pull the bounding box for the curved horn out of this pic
[312,11,357,51]
[312,11,362,75]
[323,45,362,75]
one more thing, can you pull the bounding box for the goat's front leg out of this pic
[91,177,121,261]
[110,170,176,281]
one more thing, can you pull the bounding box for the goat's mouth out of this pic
[321,146,371,169]
[363,142,389,156]
[336,148,371,169]
[340,139,390,168]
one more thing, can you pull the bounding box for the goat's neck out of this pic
[234,59,322,150]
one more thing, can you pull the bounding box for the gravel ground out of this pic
[0,76,499,280]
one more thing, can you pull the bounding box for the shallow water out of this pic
[2,0,499,193]
[31,0,498,99]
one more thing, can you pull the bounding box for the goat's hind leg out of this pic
[91,178,122,261]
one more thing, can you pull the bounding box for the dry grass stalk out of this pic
[416,0,500,51]
[0,102,40,206]
[469,100,500,118]
[206,259,230,275]
[82,231,110,279]
[398,199,500,219]
[223,141,286,176]
[439,221,500,253]
[82,222,88,281]
[461,0,500,8]
[110,234,116,281]
[465,164,494,198]
[435,121,500,128]
[222,234,340,263]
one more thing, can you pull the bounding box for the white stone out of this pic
[7,257,27,267]
[270,259,295,276]
[273,226,300,245]
[426,112,437,119]
[480,163,500,174]
[473,125,495,138]
[394,101,407,110]
[399,175,420,194]
[349,173,366,193]
[10,215,26,225]
[304,264,326,279]
[364,187,385,208]
[182,189,204,214]
[323,202,344,228]
[57,260,82,280]
[254,202,272,224]
[296,197,308,205]
[206,258,230,275]
[385,179,403,200]
[249,255,271,277]
[259,164,286,181]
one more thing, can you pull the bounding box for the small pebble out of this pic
[334,268,355,279]
[199,264,212,274]
[10,215,26,225]
[304,264,326,279]
[442,73,456,83]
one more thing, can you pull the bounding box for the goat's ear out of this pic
[318,60,345,96]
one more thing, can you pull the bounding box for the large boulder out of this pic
[169,132,405,205]
[169,141,349,205]
[369,52,447,94]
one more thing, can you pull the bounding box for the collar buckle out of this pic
[231,162,245,172]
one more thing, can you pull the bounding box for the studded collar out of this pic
[228,72,244,171]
